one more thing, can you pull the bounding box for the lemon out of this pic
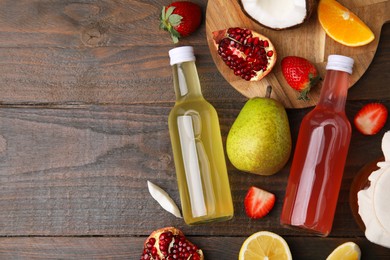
[239,231,292,260]
[326,242,361,260]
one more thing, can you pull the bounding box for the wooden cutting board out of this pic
[206,0,390,108]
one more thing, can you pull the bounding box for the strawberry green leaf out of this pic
[170,28,181,38]
[309,73,322,87]
[171,34,179,44]
[165,6,176,18]
[161,6,166,20]
[298,88,311,100]
[168,14,182,27]
[169,28,181,44]
[159,22,165,30]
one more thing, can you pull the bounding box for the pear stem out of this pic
[265,85,272,98]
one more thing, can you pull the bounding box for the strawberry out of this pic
[281,56,321,100]
[244,186,276,219]
[354,103,388,135]
[160,1,202,44]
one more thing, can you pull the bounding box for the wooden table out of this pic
[0,1,389,259]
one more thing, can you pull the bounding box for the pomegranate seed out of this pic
[258,40,264,47]
[267,50,274,57]
[263,40,269,47]
[141,253,150,260]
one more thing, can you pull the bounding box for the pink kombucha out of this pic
[281,55,354,236]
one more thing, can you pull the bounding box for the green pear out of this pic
[226,87,291,175]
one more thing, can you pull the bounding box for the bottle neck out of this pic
[317,70,350,112]
[172,61,203,103]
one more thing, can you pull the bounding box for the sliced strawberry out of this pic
[354,103,388,135]
[244,186,276,219]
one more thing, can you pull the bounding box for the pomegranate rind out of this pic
[212,27,277,82]
[142,227,204,260]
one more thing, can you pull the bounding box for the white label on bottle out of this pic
[177,115,207,218]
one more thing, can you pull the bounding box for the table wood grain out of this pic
[0,0,389,259]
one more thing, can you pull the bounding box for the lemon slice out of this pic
[239,231,292,260]
[318,0,375,47]
[326,242,361,260]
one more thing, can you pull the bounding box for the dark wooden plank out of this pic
[347,23,390,100]
[0,45,247,105]
[0,237,389,259]
[0,1,388,104]
[0,101,388,236]
[0,0,207,48]
[0,35,389,104]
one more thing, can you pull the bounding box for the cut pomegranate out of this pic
[212,27,277,81]
[140,227,204,260]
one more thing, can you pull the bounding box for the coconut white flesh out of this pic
[241,0,307,29]
[374,172,390,233]
[358,131,390,249]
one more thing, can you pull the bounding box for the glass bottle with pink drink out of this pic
[280,55,354,236]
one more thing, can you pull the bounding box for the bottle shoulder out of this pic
[303,108,351,128]
[169,99,216,115]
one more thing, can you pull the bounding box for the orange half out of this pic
[318,0,375,47]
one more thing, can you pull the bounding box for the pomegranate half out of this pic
[212,27,277,81]
[140,227,204,260]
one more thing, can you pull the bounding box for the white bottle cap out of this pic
[326,55,354,74]
[169,46,196,66]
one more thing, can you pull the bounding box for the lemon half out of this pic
[239,231,292,260]
[326,242,361,260]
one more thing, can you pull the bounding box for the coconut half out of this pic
[239,0,315,30]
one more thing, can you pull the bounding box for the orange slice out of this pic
[318,0,375,47]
